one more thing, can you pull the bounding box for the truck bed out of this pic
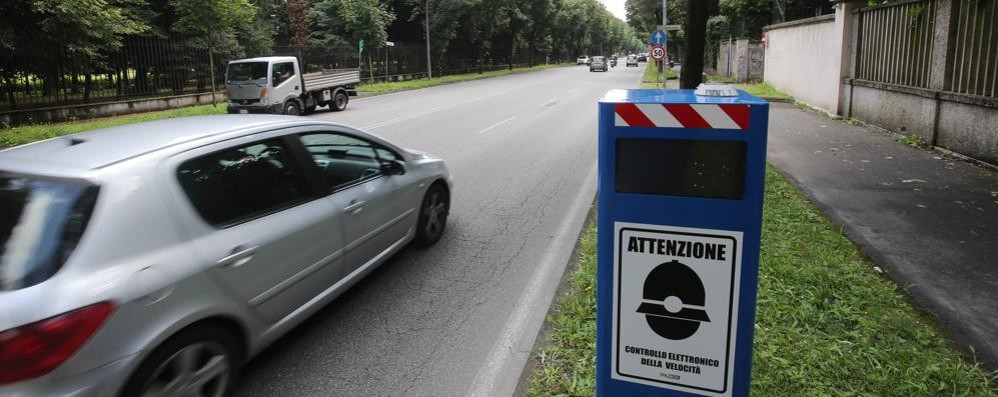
[302,69,361,92]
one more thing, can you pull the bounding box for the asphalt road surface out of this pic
[233,64,644,396]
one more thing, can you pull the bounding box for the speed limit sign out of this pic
[650,45,666,61]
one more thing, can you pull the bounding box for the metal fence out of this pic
[949,0,998,97]
[855,0,936,88]
[0,37,541,113]
[0,37,217,111]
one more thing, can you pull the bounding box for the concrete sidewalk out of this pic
[766,102,998,371]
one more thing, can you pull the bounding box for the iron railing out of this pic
[0,37,544,113]
[855,0,936,88]
[949,0,998,97]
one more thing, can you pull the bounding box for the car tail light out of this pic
[0,301,116,385]
[260,88,268,96]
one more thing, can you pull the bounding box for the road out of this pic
[233,64,643,396]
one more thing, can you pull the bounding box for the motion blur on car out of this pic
[0,116,452,396]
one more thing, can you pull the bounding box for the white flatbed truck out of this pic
[225,56,360,115]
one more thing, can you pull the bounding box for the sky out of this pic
[599,0,628,22]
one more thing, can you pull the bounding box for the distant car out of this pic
[576,56,589,65]
[637,53,648,62]
[590,56,608,72]
[626,55,639,67]
[0,116,452,397]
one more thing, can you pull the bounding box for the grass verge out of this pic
[358,63,566,94]
[0,104,227,149]
[642,61,678,84]
[737,82,792,101]
[526,166,996,396]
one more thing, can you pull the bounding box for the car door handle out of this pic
[344,200,366,214]
[217,246,258,268]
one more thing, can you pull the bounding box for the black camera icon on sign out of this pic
[636,260,711,340]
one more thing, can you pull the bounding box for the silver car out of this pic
[589,56,608,72]
[0,115,451,396]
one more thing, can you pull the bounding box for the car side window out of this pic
[177,139,309,227]
[298,133,382,190]
[271,62,295,87]
[376,148,399,162]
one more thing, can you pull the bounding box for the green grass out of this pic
[706,74,738,84]
[357,63,567,94]
[737,82,793,100]
[0,104,227,148]
[642,61,678,84]
[527,166,996,396]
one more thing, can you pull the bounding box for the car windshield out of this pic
[0,175,98,290]
[226,62,268,84]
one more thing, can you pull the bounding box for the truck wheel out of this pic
[304,104,317,114]
[283,101,301,116]
[331,91,348,112]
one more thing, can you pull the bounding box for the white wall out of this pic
[764,16,840,113]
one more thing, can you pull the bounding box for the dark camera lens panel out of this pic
[615,138,747,199]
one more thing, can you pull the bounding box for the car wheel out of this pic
[120,326,239,397]
[284,101,300,116]
[413,183,449,247]
[331,91,349,112]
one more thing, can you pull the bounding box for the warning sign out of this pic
[611,222,742,395]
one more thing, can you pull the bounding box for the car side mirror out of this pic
[381,159,406,175]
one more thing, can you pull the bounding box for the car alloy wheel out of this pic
[139,341,231,397]
[414,184,449,246]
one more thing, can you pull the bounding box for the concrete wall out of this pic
[0,92,222,126]
[716,39,764,83]
[763,15,839,113]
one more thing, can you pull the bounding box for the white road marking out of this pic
[477,117,516,134]
[358,77,559,130]
[467,162,599,397]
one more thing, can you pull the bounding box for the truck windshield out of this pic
[227,62,268,84]
[0,176,98,290]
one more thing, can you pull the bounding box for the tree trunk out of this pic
[680,0,709,89]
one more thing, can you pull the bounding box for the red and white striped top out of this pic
[614,103,750,130]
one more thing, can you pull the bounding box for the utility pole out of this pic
[425,0,432,80]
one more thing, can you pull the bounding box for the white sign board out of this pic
[611,222,742,396]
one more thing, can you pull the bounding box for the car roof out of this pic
[0,115,311,172]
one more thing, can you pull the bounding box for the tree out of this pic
[288,0,310,48]
[680,0,708,89]
[0,0,149,98]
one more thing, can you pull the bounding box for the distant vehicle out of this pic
[626,55,639,67]
[576,56,589,65]
[590,56,608,72]
[637,53,648,62]
[226,56,360,115]
[610,58,617,68]
[0,116,452,397]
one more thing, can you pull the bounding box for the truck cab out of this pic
[226,56,359,115]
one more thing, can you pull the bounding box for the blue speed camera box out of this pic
[596,87,768,396]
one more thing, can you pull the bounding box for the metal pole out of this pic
[662,0,668,88]
[425,0,432,80]
[209,45,217,107]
